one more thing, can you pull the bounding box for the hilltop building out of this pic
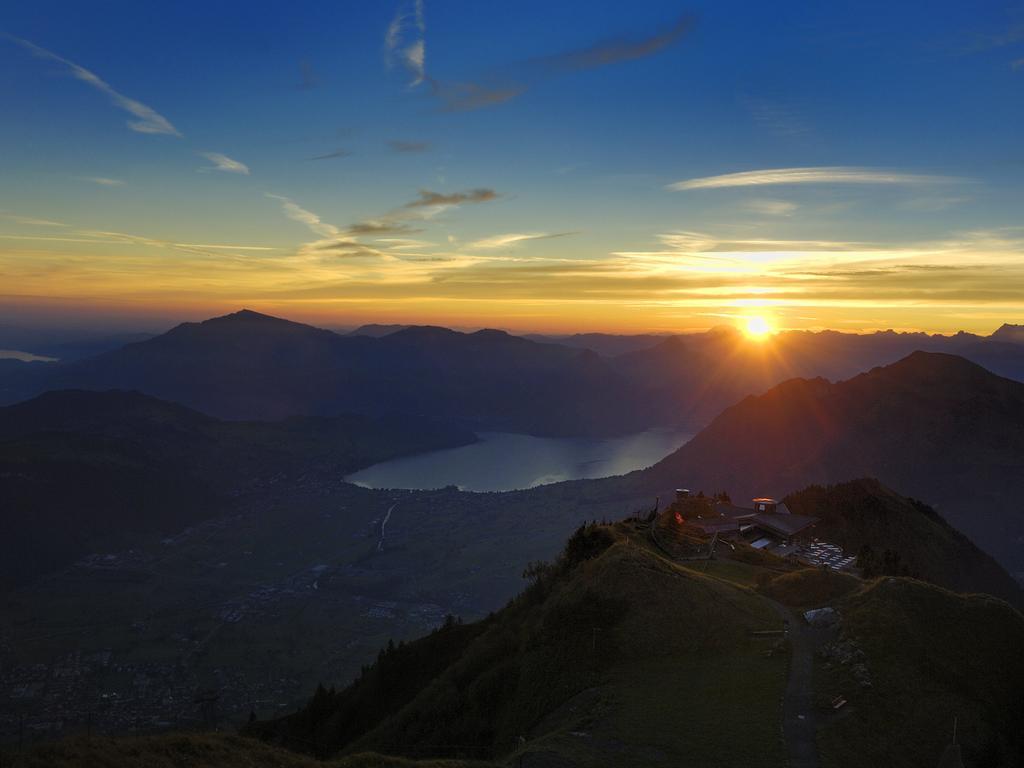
[665,490,856,571]
[683,496,818,553]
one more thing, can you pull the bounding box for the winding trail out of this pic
[377,503,396,552]
[764,597,820,768]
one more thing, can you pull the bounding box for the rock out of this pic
[803,606,839,628]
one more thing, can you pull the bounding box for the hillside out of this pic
[0,310,652,437]
[641,352,1024,576]
[250,522,790,766]
[0,389,474,588]
[784,479,1022,606]
[250,518,1024,767]
[3,733,486,768]
[817,578,1024,768]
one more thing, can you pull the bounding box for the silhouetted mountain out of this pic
[1,310,651,436]
[347,323,410,338]
[643,352,1024,576]
[523,331,671,356]
[5,312,1024,438]
[0,389,474,588]
[991,323,1024,344]
[614,326,1024,426]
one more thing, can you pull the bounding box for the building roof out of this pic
[685,516,740,534]
[750,512,818,538]
[714,502,757,519]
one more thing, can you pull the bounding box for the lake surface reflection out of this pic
[345,428,693,492]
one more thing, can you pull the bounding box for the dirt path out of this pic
[377,503,396,552]
[764,598,820,768]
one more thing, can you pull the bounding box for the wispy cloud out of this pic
[388,140,431,153]
[426,14,695,111]
[426,79,525,112]
[347,220,421,236]
[0,213,67,227]
[964,21,1024,52]
[200,152,250,175]
[307,149,351,161]
[385,0,426,87]
[4,227,273,258]
[743,97,811,138]
[82,176,126,186]
[6,36,181,137]
[265,194,339,238]
[745,199,798,216]
[1013,57,1024,71]
[468,232,578,249]
[668,167,955,191]
[530,14,695,74]
[405,188,497,208]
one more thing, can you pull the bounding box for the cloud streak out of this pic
[405,188,497,208]
[426,14,695,111]
[265,194,339,238]
[200,152,250,175]
[6,36,181,136]
[668,167,956,191]
[82,176,126,186]
[468,232,578,249]
[307,149,351,161]
[530,14,695,74]
[388,140,431,153]
[385,0,426,87]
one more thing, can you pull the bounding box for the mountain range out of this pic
[0,311,652,437]
[3,310,1024,439]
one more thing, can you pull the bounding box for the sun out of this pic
[744,315,774,340]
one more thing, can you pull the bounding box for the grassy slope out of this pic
[3,733,488,768]
[785,479,1022,607]
[11,517,1024,767]
[816,578,1024,768]
[255,522,790,767]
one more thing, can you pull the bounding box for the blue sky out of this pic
[1,1,1023,334]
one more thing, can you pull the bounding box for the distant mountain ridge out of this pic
[0,310,652,437]
[2,310,1023,438]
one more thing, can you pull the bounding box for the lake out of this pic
[345,428,693,492]
[0,349,57,362]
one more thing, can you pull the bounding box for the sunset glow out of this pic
[0,4,1022,336]
[744,316,774,340]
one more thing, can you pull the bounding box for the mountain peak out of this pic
[210,309,290,324]
[870,350,996,385]
[990,323,1024,344]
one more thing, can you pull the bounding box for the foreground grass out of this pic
[3,733,491,768]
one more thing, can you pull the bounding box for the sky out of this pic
[1,0,1024,335]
